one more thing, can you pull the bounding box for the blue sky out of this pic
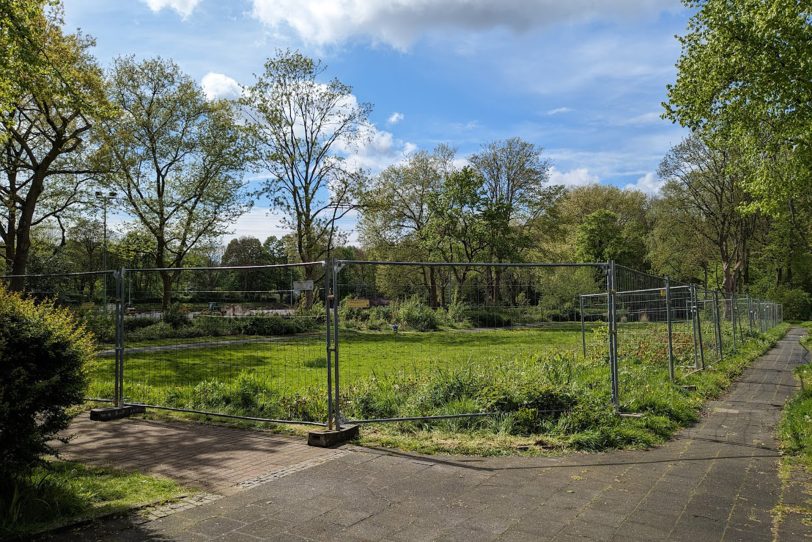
[63,0,691,241]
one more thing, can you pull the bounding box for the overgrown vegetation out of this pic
[0,285,92,487]
[780,326,812,470]
[87,321,790,455]
[0,286,177,536]
[0,461,186,538]
[352,324,790,455]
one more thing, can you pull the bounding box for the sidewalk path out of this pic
[55,418,344,496]
[49,328,810,541]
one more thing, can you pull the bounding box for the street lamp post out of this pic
[96,191,117,310]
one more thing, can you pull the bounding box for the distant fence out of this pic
[2,260,783,429]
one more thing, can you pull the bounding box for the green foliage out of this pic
[779,361,812,469]
[665,0,812,212]
[127,314,316,342]
[0,286,92,484]
[340,297,468,332]
[466,308,512,328]
[103,56,249,306]
[768,287,811,321]
[0,461,185,538]
[398,296,439,331]
[575,210,635,265]
[162,303,191,329]
[243,50,369,267]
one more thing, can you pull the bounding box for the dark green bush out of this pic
[467,309,512,328]
[770,286,811,321]
[77,309,115,343]
[162,303,191,329]
[0,286,93,484]
[399,296,439,331]
[123,315,160,332]
[239,315,310,336]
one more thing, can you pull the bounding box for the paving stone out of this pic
[43,327,812,542]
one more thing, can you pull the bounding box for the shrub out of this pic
[123,315,160,332]
[77,309,115,343]
[126,321,179,341]
[162,303,190,329]
[770,286,811,321]
[0,286,93,484]
[398,296,438,331]
[467,309,512,328]
[239,315,310,336]
[192,316,242,337]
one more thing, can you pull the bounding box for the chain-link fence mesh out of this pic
[1,259,785,427]
[333,261,610,423]
[116,263,330,424]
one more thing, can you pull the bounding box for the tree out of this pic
[0,22,109,286]
[551,184,651,268]
[664,0,812,213]
[647,196,716,284]
[425,166,490,299]
[0,1,56,121]
[360,146,455,306]
[575,210,634,265]
[657,135,766,294]
[469,138,558,301]
[222,236,272,297]
[102,57,249,309]
[243,50,370,305]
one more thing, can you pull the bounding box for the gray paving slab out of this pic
[43,328,811,541]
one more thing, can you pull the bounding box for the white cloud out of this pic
[548,166,599,188]
[387,112,405,125]
[201,72,242,101]
[250,0,676,50]
[143,0,200,19]
[621,111,663,125]
[546,107,572,116]
[340,122,416,172]
[624,172,664,195]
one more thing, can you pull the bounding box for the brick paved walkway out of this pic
[47,328,811,541]
[56,417,344,495]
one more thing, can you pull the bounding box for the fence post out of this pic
[607,261,619,409]
[689,285,699,369]
[691,284,705,370]
[748,296,754,334]
[664,277,674,382]
[332,258,342,430]
[712,289,723,360]
[324,261,333,431]
[579,294,586,358]
[114,269,125,407]
[731,293,737,353]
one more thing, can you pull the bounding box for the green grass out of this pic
[771,324,812,530]
[83,321,793,455]
[86,327,586,419]
[356,323,791,455]
[0,461,187,538]
[97,334,273,350]
[779,326,812,470]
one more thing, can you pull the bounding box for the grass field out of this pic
[87,327,591,420]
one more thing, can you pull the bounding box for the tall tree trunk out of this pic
[160,270,173,310]
[428,267,438,308]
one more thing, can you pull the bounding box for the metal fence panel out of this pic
[1,260,784,427]
[116,262,330,425]
[332,260,611,424]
